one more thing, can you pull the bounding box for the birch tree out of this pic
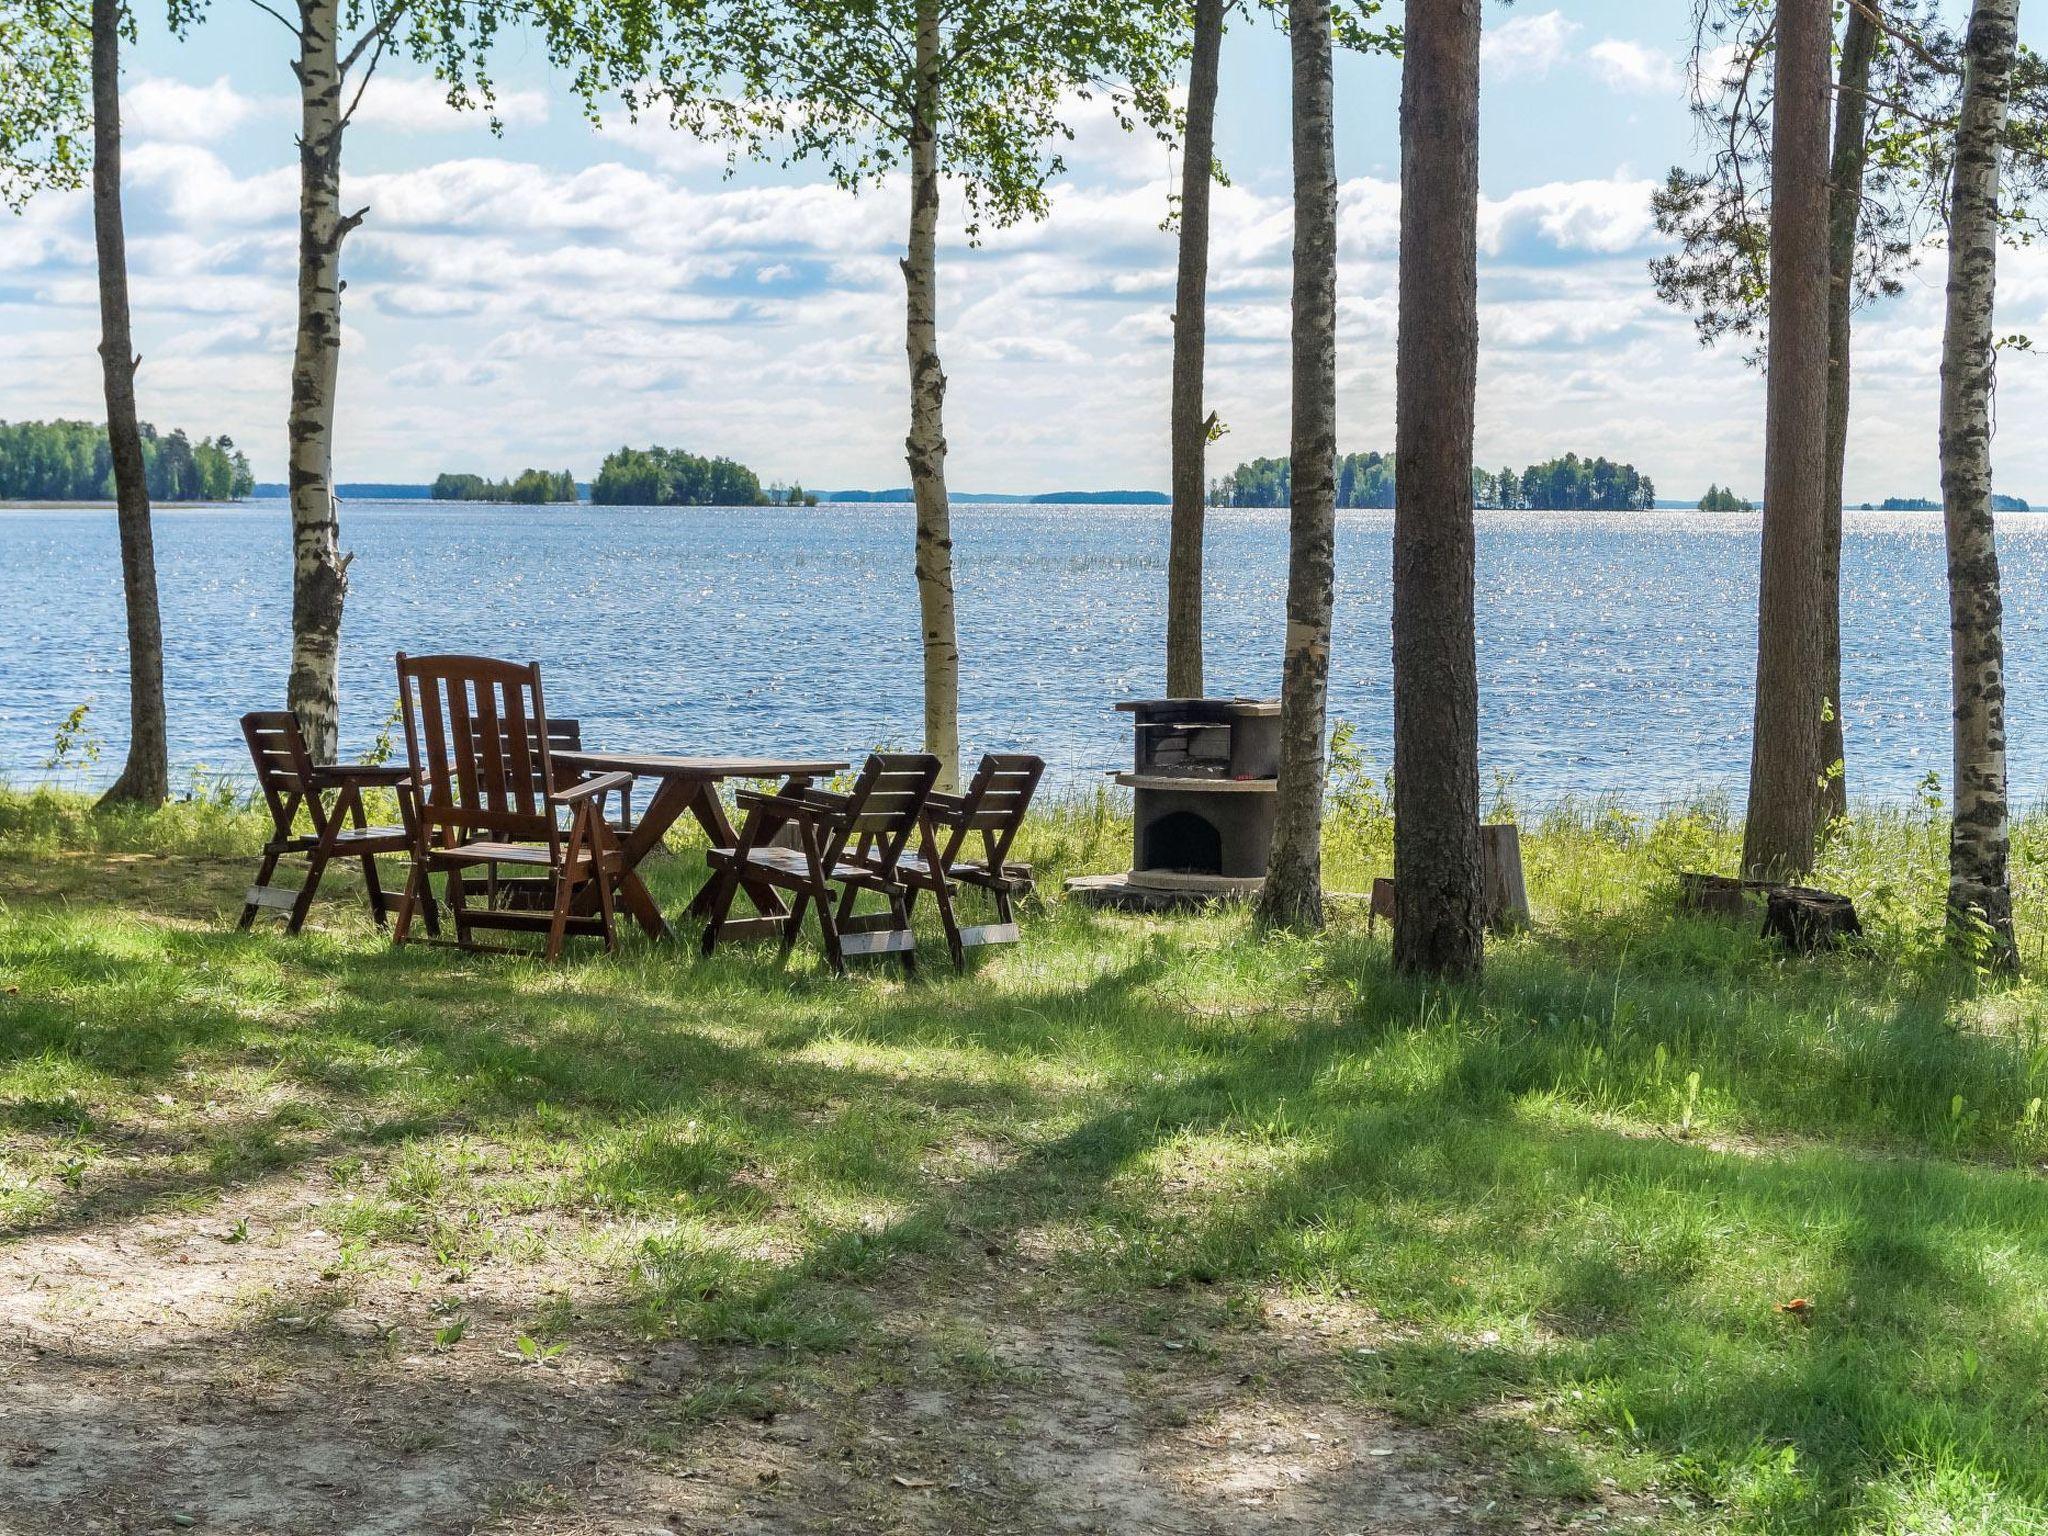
[658,0,1182,790]
[1940,0,2022,965]
[91,0,167,806]
[1165,0,1226,699]
[1388,0,1483,975]
[1254,0,1335,932]
[172,0,652,761]
[0,0,89,211]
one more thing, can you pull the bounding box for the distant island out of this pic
[1,419,254,502]
[1698,484,1754,512]
[1860,494,2033,512]
[432,469,578,504]
[817,488,1169,504]
[1211,451,1656,512]
[592,444,768,506]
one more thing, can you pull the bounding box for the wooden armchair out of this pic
[900,752,1044,966]
[699,752,941,976]
[238,710,432,937]
[467,715,631,909]
[389,653,644,960]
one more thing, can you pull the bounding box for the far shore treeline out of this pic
[1211,450,1658,511]
[0,420,254,502]
[431,469,579,504]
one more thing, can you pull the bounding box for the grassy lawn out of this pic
[5,783,2048,1533]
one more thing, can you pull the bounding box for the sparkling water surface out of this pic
[0,499,2033,806]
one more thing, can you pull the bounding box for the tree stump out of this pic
[1369,877,1397,933]
[1369,824,1529,937]
[1678,872,1768,918]
[1762,885,1862,952]
[1479,823,1530,932]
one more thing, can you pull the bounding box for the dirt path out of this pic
[0,1160,1610,1536]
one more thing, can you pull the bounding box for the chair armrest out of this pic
[553,770,632,805]
[925,790,968,820]
[315,763,414,786]
[734,787,833,821]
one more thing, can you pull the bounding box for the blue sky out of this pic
[3,1,2045,498]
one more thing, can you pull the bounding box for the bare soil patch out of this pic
[0,1162,1620,1535]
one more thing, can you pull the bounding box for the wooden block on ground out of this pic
[1762,885,1862,952]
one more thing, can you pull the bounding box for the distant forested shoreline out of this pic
[0,420,254,502]
[1211,450,1657,512]
[431,470,579,503]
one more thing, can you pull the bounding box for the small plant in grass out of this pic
[512,1333,565,1365]
[434,1316,468,1350]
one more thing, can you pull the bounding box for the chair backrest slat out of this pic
[947,752,1044,869]
[398,653,559,850]
[241,710,331,839]
[832,752,940,866]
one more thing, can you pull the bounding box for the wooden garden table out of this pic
[553,750,847,941]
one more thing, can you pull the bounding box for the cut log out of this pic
[1370,823,1529,937]
[1762,885,1862,952]
[1369,877,1397,933]
[1678,872,1770,918]
[1479,823,1530,932]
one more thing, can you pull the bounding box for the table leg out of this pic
[684,779,809,919]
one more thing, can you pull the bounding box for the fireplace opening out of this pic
[1141,810,1223,875]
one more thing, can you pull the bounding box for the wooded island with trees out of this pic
[1212,450,1656,511]
[430,469,579,504]
[0,418,253,501]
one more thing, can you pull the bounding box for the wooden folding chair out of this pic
[466,715,632,909]
[238,710,431,936]
[899,752,1045,966]
[390,653,643,961]
[699,752,941,976]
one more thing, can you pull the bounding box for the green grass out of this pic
[6,780,2048,1532]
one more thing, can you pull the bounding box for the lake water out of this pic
[0,498,2038,807]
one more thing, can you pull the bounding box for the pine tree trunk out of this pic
[1165,0,1225,699]
[287,0,357,763]
[1819,1,1878,824]
[1741,0,1832,881]
[1254,0,1337,933]
[1939,0,2020,965]
[902,0,961,791]
[90,0,167,810]
[1390,0,1484,977]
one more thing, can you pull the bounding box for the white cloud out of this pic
[349,74,550,132]
[1483,10,1580,80]
[125,76,274,141]
[1481,178,1660,257]
[1588,39,1682,96]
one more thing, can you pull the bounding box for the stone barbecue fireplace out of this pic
[1116,698,1280,894]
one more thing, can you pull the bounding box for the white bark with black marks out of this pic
[903,0,961,791]
[1165,0,1225,699]
[91,0,167,809]
[1256,0,1336,934]
[287,0,363,763]
[1940,0,2020,964]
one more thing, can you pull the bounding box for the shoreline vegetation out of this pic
[0,419,254,503]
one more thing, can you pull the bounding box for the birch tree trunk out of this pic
[1740,0,1832,881]
[287,0,359,763]
[902,0,960,790]
[1940,0,2020,965]
[90,0,167,809]
[1819,1,1878,825]
[1390,0,1483,977]
[1165,0,1225,699]
[1254,0,1336,933]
